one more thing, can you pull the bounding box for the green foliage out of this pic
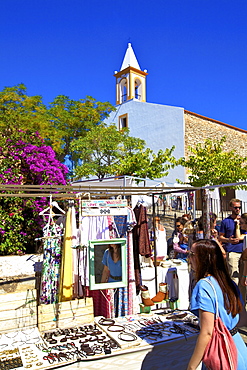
[72,125,176,180]
[0,84,50,137]
[47,95,115,165]
[0,198,29,255]
[177,137,247,194]
[0,85,115,171]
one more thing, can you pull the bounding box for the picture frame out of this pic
[88,238,127,290]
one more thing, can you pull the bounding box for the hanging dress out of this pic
[40,223,63,304]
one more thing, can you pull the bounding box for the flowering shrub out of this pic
[0,129,68,255]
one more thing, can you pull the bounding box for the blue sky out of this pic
[1,0,247,130]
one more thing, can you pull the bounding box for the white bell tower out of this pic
[114,43,148,105]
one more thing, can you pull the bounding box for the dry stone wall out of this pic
[184,110,247,159]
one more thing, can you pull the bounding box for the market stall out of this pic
[0,182,202,369]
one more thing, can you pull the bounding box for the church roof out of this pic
[120,43,141,71]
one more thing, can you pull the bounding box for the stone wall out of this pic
[184,110,247,159]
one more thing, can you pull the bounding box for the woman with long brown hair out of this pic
[187,239,247,370]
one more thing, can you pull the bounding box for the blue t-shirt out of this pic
[191,276,247,370]
[102,249,122,282]
[219,216,244,253]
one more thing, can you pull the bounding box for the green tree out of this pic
[71,124,176,180]
[118,130,176,179]
[0,84,50,137]
[47,95,115,165]
[0,85,115,169]
[177,137,247,194]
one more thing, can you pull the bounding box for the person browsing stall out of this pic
[219,199,244,286]
[187,239,247,370]
[173,217,189,259]
[235,214,247,297]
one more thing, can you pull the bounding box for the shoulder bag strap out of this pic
[202,278,219,319]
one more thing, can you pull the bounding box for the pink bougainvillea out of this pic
[0,129,68,255]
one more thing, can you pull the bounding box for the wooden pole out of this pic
[201,189,211,239]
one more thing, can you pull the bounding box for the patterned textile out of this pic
[127,207,137,231]
[114,215,127,237]
[90,289,114,317]
[116,287,128,317]
[127,232,138,314]
[107,215,117,239]
[40,224,62,304]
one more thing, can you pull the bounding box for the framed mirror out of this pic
[89,238,127,290]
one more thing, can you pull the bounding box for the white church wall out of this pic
[104,99,185,185]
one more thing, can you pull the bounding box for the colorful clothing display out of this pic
[72,207,138,318]
[38,198,147,318]
[77,215,112,317]
[40,223,63,304]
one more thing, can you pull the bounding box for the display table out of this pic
[0,311,198,370]
[59,334,198,370]
[59,311,199,370]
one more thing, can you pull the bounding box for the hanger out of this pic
[39,199,65,216]
[39,195,65,232]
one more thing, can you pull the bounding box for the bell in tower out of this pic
[114,43,148,105]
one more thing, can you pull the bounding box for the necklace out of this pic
[52,302,61,322]
[69,300,80,320]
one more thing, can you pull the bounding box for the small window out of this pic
[119,114,128,130]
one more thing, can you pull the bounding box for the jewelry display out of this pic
[95,312,199,347]
[38,322,124,365]
[0,310,198,369]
